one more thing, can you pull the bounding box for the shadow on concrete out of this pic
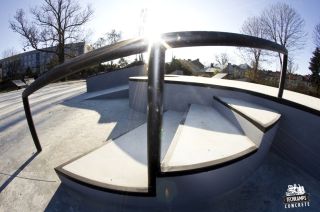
[62,98,146,142]
[0,88,84,133]
[44,184,208,212]
[0,152,40,192]
[44,184,153,212]
[44,185,90,212]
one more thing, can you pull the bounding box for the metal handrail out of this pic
[22,31,288,194]
[22,31,287,98]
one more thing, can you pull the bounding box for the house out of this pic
[223,63,251,79]
[205,64,221,73]
[166,58,205,75]
[178,59,204,74]
[190,58,205,70]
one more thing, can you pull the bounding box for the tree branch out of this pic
[9,0,93,64]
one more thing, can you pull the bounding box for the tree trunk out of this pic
[278,53,283,68]
[253,51,260,82]
[57,42,66,80]
[58,43,65,64]
[254,60,259,81]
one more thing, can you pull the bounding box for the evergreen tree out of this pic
[309,48,320,84]
[118,58,128,68]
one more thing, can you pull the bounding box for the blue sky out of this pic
[0,0,319,74]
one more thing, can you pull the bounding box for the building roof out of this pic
[178,59,205,73]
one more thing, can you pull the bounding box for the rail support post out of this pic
[23,97,42,152]
[278,54,288,98]
[147,42,166,195]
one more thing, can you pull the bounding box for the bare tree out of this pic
[93,29,121,49]
[93,37,106,49]
[10,0,93,64]
[105,30,121,67]
[2,48,19,59]
[215,53,229,69]
[106,29,122,45]
[240,16,267,79]
[1,48,21,80]
[314,23,320,48]
[260,2,306,66]
[287,57,298,77]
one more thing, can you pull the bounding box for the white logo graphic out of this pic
[286,184,305,196]
[283,184,310,209]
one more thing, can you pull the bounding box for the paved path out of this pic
[0,80,146,211]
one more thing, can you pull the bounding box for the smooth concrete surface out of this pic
[60,110,184,193]
[213,97,265,147]
[84,85,129,100]
[129,80,148,113]
[62,134,149,193]
[213,96,281,148]
[0,81,320,211]
[0,80,147,211]
[86,65,146,92]
[129,77,320,180]
[217,96,281,129]
[161,104,257,172]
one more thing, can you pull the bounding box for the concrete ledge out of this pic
[213,97,280,147]
[84,85,129,100]
[86,65,146,92]
[214,96,281,132]
[129,76,320,116]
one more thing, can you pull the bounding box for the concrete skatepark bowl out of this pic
[16,31,320,210]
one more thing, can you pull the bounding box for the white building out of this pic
[0,42,92,80]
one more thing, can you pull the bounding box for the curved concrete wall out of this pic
[86,65,146,92]
[129,80,320,179]
[59,145,267,209]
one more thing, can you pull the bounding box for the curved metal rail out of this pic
[22,31,288,194]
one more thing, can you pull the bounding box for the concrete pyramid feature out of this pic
[55,96,281,196]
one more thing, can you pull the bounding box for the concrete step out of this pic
[55,110,184,194]
[161,104,257,173]
[213,96,281,147]
[214,96,281,132]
